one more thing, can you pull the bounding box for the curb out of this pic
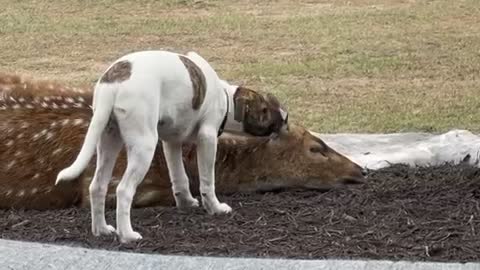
[0,239,478,270]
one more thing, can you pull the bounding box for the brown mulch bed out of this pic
[1,164,480,262]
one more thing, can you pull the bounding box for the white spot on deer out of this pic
[25,104,34,109]
[73,119,84,126]
[7,128,13,134]
[50,121,57,128]
[5,140,14,147]
[61,104,69,109]
[14,151,22,157]
[66,97,75,103]
[33,132,41,141]
[41,102,48,108]
[21,122,29,129]
[18,97,25,103]
[62,119,70,126]
[46,132,54,140]
[9,96,16,102]
[6,189,13,196]
[47,84,55,90]
[31,188,38,195]
[0,106,6,110]
[33,97,41,103]
[73,103,83,108]
[17,133,24,139]
[77,97,85,102]
[17,190,25,197]
[52,103,59,109]
[33,173,40,179]
[43,96,51,102]
[12,104,21,109]
[6,160,15,170]
[52,148,62,155]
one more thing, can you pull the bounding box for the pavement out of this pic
[0,239,479,270]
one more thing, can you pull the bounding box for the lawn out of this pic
[0,0,479,133]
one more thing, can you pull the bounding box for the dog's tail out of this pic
[55,83,116,184]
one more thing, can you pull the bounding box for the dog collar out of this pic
[217,88,229,137]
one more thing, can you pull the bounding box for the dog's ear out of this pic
[234,86,254,122]
[234,97,247,122]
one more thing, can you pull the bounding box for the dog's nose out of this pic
[361,168,368,177]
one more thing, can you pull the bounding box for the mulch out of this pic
[1,163,480,262]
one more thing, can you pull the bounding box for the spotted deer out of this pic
[0,72,366,225]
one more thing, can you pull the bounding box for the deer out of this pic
[0,72,367,229]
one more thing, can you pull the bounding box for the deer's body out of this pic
[0,72,365,211]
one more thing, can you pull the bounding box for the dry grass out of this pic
[0,0,479,133]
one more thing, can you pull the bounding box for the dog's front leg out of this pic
[162,141,199,208]
[196,127,232,215]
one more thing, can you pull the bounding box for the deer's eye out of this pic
[310,146,323,153]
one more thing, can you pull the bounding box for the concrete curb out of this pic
[0,239,478,270]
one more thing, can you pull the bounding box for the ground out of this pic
[1,0,480,263]
[1,0,479,132]
[1,164,479,262]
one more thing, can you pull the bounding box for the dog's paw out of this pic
[118,231,143,244]
[206,202,232,215]
[175,195,200,208]
[92,224,116,236]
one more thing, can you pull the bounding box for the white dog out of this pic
[55,50,288,243]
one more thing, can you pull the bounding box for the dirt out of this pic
[1,163,480,262]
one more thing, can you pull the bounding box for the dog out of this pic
[55,50,288,243]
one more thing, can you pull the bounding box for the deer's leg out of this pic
[115,111,158,243]
[89,127,123,236]
[196,126,231,215]
[162,141,199,208]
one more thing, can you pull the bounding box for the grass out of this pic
[0,0,479,133]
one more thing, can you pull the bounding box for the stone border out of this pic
[0,239,478,270]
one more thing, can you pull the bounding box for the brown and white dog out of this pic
[54,50,288,243]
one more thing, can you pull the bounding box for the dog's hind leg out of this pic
[114,110,158,243]
[89,127,123,236]
[162,141,199,208]
[196,126,232,215]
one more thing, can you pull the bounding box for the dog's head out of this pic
[233,86,288,137]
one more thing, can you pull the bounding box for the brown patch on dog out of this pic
[179,55,206,110]
[100,60,132,84]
